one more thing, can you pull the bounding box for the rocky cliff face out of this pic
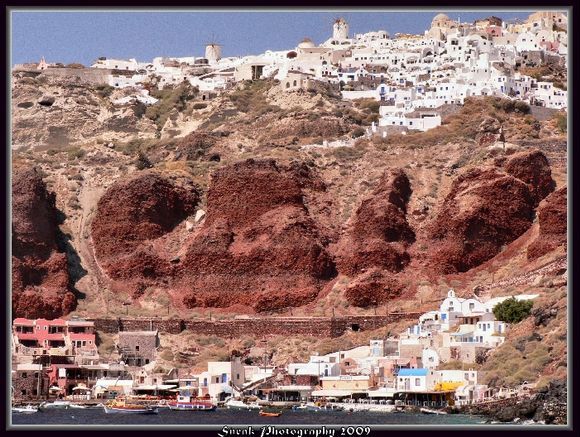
[91,172,199,296]
[427,167,537,274]
[179,159,336,311]
[333,169,414,307]
[527,186,567,260]
[12,166,76,318]
[90,160,336,311]
[502,149,556,206]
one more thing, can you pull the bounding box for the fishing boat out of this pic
[12,405,38,414]
[104,399,159,414]
[167,394,216,411]
[69,403,88,409]
[259,410,282,417]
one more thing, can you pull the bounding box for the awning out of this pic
[311,390,365,397]
[133,384,177,391]
[368,389,396,398]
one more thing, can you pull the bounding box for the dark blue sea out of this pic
[11,407,489,427]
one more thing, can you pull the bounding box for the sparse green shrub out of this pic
[555,112,567,133]
[95,84,115,98]
[135,152,153,170]
[332,146,365,160]
[67,147,86,160]
[160,350,174,361]
[493,298,534,323]
[351,127,366,138]
[146,83,198,130]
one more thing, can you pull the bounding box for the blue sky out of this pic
[11,10,537,66]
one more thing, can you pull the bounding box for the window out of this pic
[221,373,227,383]
[415,378,421,386]
[236,374,240,380]
[22,372,27,378]
[135,345,140,351]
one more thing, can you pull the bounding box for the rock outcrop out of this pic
[428,167,536,273]
[527,186,567,260]
[180,159,336,311]
[12,166,76,318]
[91,172,199,296]
[335,169,414,276]
[91,160,336,311]
[333,169,414,307]
[344,269,404,307]
[502,149,556,206]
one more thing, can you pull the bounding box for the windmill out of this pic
[204,33,222,64]
[332,16,350,40]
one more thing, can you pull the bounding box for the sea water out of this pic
[12,408,487,426]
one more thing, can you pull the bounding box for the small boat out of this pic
[40,400,71,409]
[225,398,261,410]
[420,407,447,415]
[69,403,88,409]
[12,405,38,414]
[259,410,282,417]
[168,394,216,411]
[104,399,159,414]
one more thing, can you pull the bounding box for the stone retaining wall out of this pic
[88,313,421,338]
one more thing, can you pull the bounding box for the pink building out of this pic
[12,318,98,362]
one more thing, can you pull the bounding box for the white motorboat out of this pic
[225,398,260,410]
[12,405,38,414]
[40,400,71,409]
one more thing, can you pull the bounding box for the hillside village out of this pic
[12,290,541,411]
[10,10,568,424]
[15,11,568,137]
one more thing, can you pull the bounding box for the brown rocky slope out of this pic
[527,186,567,261]
[12,166,76,318]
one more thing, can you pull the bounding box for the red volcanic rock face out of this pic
[334,169,415,276]
[12,167,76,318]
[344,269,404,307]
[91,160,336,311]
[527,186,567,260]
[332,169,414,307]
[180,159,336,311]
[502,149,556,206]
[428,167,536,274]
[91,172,199,295]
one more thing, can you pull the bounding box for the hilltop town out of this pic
[14,11,567,142]
[11,11,568,424]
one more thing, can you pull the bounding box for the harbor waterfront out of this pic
[12,408,487,425]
